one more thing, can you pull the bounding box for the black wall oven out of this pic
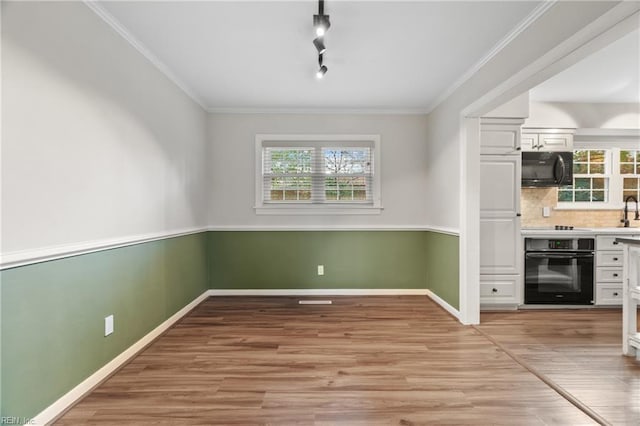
[524,238,594,305]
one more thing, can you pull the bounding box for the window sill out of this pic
[555,203,624,211]
[255,204,384,215]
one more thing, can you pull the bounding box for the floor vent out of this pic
[298,300,332,305]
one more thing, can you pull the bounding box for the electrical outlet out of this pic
[317,265,324,276]
[105,315,114,336]
[542,206,551,217]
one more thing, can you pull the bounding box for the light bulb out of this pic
[316,27,325,37]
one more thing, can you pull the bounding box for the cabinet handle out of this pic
[613,273,619,277]
[492,288,498,293]
[516,213,522,217]
[613,292,619,297]
[515,146,522,151]
[613,241,619,245]
[613,257,619,261]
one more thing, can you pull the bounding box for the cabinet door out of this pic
[480,218,521,274]
[480,123,521,155]
[539,134,573,151]
[521,133,538,151]
[480,156,520,217]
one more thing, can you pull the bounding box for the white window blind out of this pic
[256,135,381,214]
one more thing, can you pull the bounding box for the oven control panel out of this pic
[525,238,595,251]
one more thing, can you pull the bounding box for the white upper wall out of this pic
[524,101,640,129]
[207,113,430,228]
[1,2,208,254]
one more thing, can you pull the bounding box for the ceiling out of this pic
[530,29,640,103]
[95,1,541,112]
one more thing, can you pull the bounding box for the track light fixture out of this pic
[313,0,330,78]
[316,54,327,79]
[313,37,326,55]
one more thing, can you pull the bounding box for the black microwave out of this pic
[522,151,573,187]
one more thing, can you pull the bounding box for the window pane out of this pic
[574,178,590,190]
[589,164,604,174]
[624,178,638,190]
[270,190,283,200]
[621,150,635,163]
[637,165,640,174]
[575,191,590,201]
[574,163,588,174]
[589,150,606,162]
[574,150,588,162]
[591,191,605,202]
[621,164,635,174]
[624,190,637,200]
[592,178,605,189]
[558,190,573,202]
[324,148,371,175]
[268,149,312,173]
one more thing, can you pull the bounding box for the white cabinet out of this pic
[480,118,524,155]
[479,124,522,307]
[521,129,574,152]
[621,241,640,358]
[594,234,638,305]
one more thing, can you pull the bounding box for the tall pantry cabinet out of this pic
[479,118,524,308]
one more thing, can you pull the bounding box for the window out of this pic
[255,135,381,214]
[558,149,610,203]
[621,149,640,201]
[557,146,640,209]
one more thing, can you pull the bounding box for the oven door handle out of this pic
[526,253,593,259]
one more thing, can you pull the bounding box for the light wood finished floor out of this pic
[58,296,626,425]
[478,309,640,426]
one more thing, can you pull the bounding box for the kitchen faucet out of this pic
[622,195,640,227]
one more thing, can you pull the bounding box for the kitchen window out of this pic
[255,135,382,215]
[557,147,640,209]
[621,149,640,201]
[558,149,610,203]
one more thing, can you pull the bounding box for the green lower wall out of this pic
[424,231,460,310]
[0,229,459,421]
[0,232,209,420]
[209,231,459,308]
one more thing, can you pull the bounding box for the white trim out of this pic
[425,289,461,321]
[425,1,556,114]
[83,1,207,111]
[208,288,429,296]
[208,107,429,115]
[255,206,383,215]
[207,225,460,235]
[31,290,211,426]
[0,227,208,270]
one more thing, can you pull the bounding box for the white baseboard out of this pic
[32,289,211,426]
[425,289,460,320]
[207,288,430,296]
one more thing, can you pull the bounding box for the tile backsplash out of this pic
[521,187,640,228]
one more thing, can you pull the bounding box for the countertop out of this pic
[522,227,640,237]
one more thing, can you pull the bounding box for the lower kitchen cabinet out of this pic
[595,234,638,305]
[480,275,519,306]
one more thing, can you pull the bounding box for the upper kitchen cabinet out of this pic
[521,128,574,151]
[479,118,525,155]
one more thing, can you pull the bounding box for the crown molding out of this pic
[207,107,429,115]
[425,0,557,115]
[83,1,208,111]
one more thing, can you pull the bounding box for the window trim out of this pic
[556,141,640,211]
[254,134,382,215]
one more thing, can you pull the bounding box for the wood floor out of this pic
[478,309,640,426]
[57,296,637,425]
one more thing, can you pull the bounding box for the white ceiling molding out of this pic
[83,0,208,111]
[424,1,557,115]
[207,107,429,115]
